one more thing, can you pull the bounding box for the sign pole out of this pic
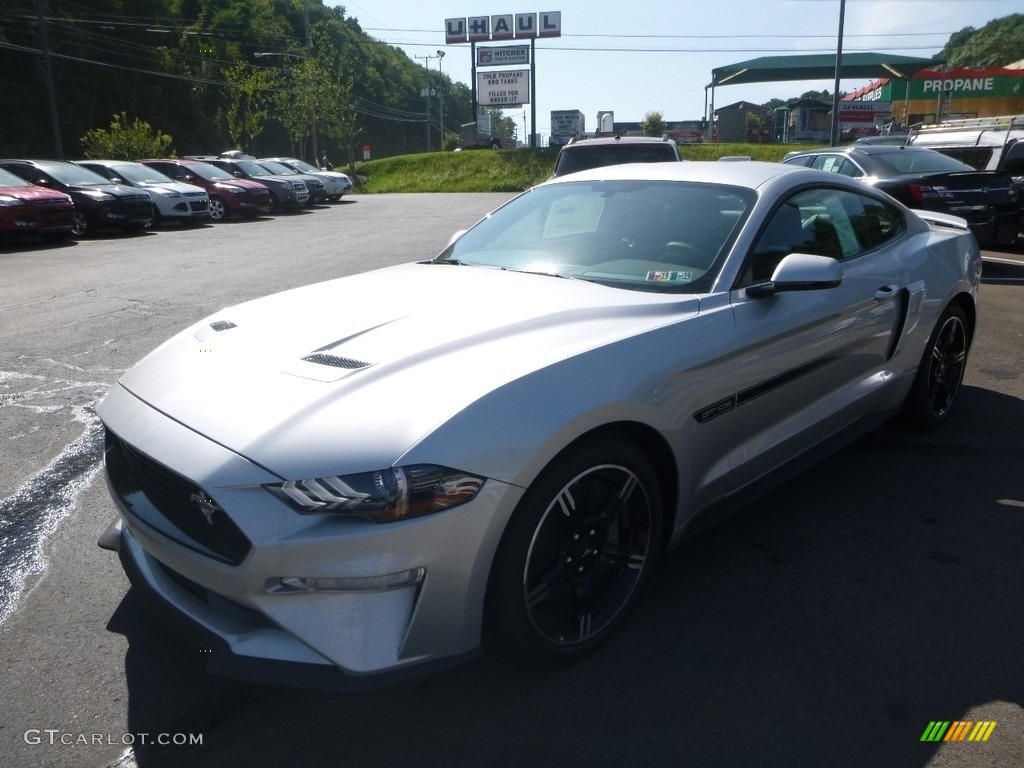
[471,42,478,120]
[530,38,536,147]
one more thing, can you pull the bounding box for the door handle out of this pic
[874,284,900,302]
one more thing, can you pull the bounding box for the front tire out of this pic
[70,210,90,237]
[487,439,662,661]
[903,303,971,428]
[208,196,227,221]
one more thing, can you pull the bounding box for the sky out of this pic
[333,0,1019,140]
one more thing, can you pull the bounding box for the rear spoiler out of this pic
[914,210,970,231]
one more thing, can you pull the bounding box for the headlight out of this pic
[153,188,182,198]
[0,194,25,207]
[220,185,244,194]
[84,190,115,201]
[266,465,484,523]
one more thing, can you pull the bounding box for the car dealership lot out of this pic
[1,195,1022,768]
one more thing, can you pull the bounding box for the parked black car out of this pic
[0,159,153,237]
[782,145,1019,247]
[188,156,309,212]
[254,159,327,206]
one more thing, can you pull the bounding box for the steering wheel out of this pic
[650,241,708,268]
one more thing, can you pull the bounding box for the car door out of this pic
[723,185,909,487]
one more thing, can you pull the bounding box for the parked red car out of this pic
[0,166,76,241]
[139,159,272,221]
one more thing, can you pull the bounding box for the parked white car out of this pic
[78,160,211,225]
[262,157,353,200]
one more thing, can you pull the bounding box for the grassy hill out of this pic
[352,143,821,193]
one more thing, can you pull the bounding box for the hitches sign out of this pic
[478,69,530,106]
[446,12,562,44]
[478,45,530,67]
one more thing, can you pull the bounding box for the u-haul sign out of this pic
[478,69,530,106]
[446,12,561,44]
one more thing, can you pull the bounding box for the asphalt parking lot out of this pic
[0,197,1022,768]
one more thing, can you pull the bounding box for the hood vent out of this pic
[302,353,370,370]
[209,320,237,332]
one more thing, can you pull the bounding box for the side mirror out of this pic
[35,177,50,186]
[110,177,123,185]
[183,174,195,182]
[234,171,243,179]
[747,253,843,298]
[446,229,467,247]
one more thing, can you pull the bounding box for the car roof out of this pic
[544,159,803,189]
[562,136,674,148]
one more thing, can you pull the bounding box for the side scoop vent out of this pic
[209,320,237,332]
[302,353,370,370]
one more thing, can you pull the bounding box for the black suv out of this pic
[552,135,680,177]
[0,159,153,236]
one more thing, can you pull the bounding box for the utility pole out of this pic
[302,0,318,162]
[436,50,446,148]
[415,54,438,151]
[36,0,63,158]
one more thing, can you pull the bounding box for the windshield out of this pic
[235,160,272,177]
[288,159,319,173]
[873,149,973,175]
[436,180,754,292]
[42,163,112,186]
[258,160,296,175]
[110,163,174,185]
[186,162,235,181]
[0,168,31,188]
[555,144,678,176]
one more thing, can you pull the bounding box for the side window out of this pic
[743,188,903,285]
[810,154,861,176]
[1001,142,1024,176]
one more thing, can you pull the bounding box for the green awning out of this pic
[710,53,939,88]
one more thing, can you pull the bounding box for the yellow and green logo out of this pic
[921,721,997,742]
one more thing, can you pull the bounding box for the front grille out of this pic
[189,201,208,212]
[250,189,271,203]
[39,208,73,226]
[105,429,252,565]
[112,198,154,221]
[155,559,276,629]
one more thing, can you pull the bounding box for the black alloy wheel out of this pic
[904,303,970,427]
[70,210,89,237]
[488,439,662,659]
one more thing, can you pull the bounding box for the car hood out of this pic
[0,185,70,203]
[68,183,147,198]
[113,262,699,480]
[144,181,207,195]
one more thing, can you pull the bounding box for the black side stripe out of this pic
[692,336,876,424]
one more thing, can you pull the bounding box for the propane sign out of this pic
[478,69,530,106]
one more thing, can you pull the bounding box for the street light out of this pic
[436,50,446,149]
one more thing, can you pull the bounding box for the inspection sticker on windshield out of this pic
[646,270,692,283]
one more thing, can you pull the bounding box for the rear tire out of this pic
[487,438,662,661]
[902,303,970,428]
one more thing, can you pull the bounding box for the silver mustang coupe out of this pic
[96,161,980,688]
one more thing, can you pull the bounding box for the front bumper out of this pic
[96,383,522,688]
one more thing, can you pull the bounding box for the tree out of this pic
[80,112,174,159]
[938,14,1024,68]
[641,111,667,137]
[221,63,276,153]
